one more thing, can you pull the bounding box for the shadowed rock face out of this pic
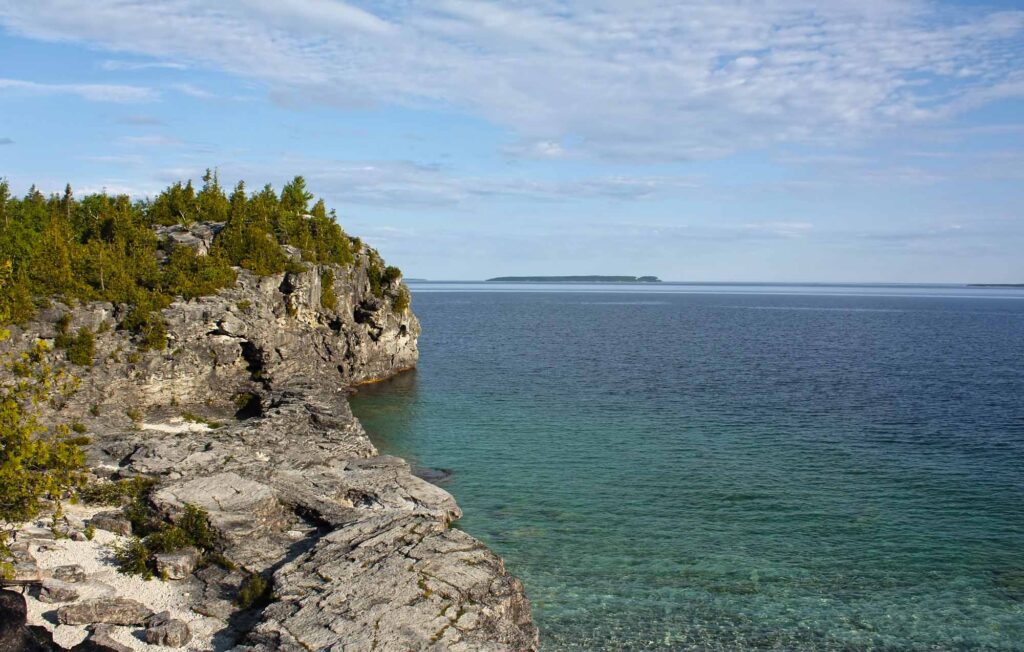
[3,238,538,651]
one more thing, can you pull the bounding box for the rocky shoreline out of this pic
[1,229,538,651]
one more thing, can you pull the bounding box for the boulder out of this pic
[154,547,199,580]
[10,560,41,582]
[39,578,79,603]
[90,511,132,536]
[152,472,285,544]
[51,564,86,583]
[85,625,132,652]
[144,611,191,647]
[58,598,153,626]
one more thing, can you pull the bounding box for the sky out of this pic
[1,1,1023,283]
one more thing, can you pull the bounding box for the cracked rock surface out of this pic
[3,234,538,651]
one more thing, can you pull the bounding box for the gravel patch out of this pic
[16,504,230,651]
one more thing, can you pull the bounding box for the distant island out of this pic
[968,283,1024,288]
[486,275,662,283]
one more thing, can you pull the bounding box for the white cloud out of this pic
[101,59,186,71]
[0,1,1021,160]
[0,77,157,103]
[171,83,216,99]
[119,134,185,148]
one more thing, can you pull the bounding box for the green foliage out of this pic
[0,338,86,526]
[161,245,236,300]
[62,327,95,366]
[393,286,411,314]
[84,523,95,540]
[80,476,157,506]
[113,537,153,579]
[236,572,271,609]
[178,503,217,550]
[0,174,397,358]
[181,411,222,429]
[144,526,192,554]
[320,269,337,311]
[112,501,219,579]
[382,266,402,285]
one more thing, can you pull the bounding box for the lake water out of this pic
[350,283,1024,651]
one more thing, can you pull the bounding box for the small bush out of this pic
[84,524,95,540]
[145,526,192,554]
[382,265,402,285]
[65,328,95,366]
[181,412,222,429]
[236,572,271,609]
[236,300,251,311]
[179,503,217,550]
[79,474,156,505]
[71,422,87,433]
[204,551,236,571]
[320,269,337,311]
[113,537,153,579]
[392,286,411,314]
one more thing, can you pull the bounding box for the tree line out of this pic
[0,171,368,349]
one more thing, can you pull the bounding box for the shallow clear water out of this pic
[350,284,1024,651]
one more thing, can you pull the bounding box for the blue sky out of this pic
[1,1,1022,282]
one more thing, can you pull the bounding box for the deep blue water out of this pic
[350,284,1024,651]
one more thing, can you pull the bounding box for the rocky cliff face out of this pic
[3,228,538,651]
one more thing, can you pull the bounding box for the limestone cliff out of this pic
[2,226,538,651]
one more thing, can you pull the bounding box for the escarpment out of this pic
[2,223,538,651]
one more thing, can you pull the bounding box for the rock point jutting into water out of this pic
[0,221,538,651]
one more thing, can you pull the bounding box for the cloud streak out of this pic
[0,77,157,103]
[0,1,1020,160]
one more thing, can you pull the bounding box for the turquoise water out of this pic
[350,284,1024,650]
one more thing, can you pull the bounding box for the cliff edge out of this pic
[2,224,538,651]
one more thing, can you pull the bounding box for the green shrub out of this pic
[110,502,218,579]
[113,537,153,579]
[65,328,95,365]
[236,572,271,609]
[320,269,337,311]
[392,286,411,314]
[85,476,158,505]
[0,340,86,527]
[382,265,402,285]
[145,526,192,554]
[181,412,222,429]
[179,503,217,550]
